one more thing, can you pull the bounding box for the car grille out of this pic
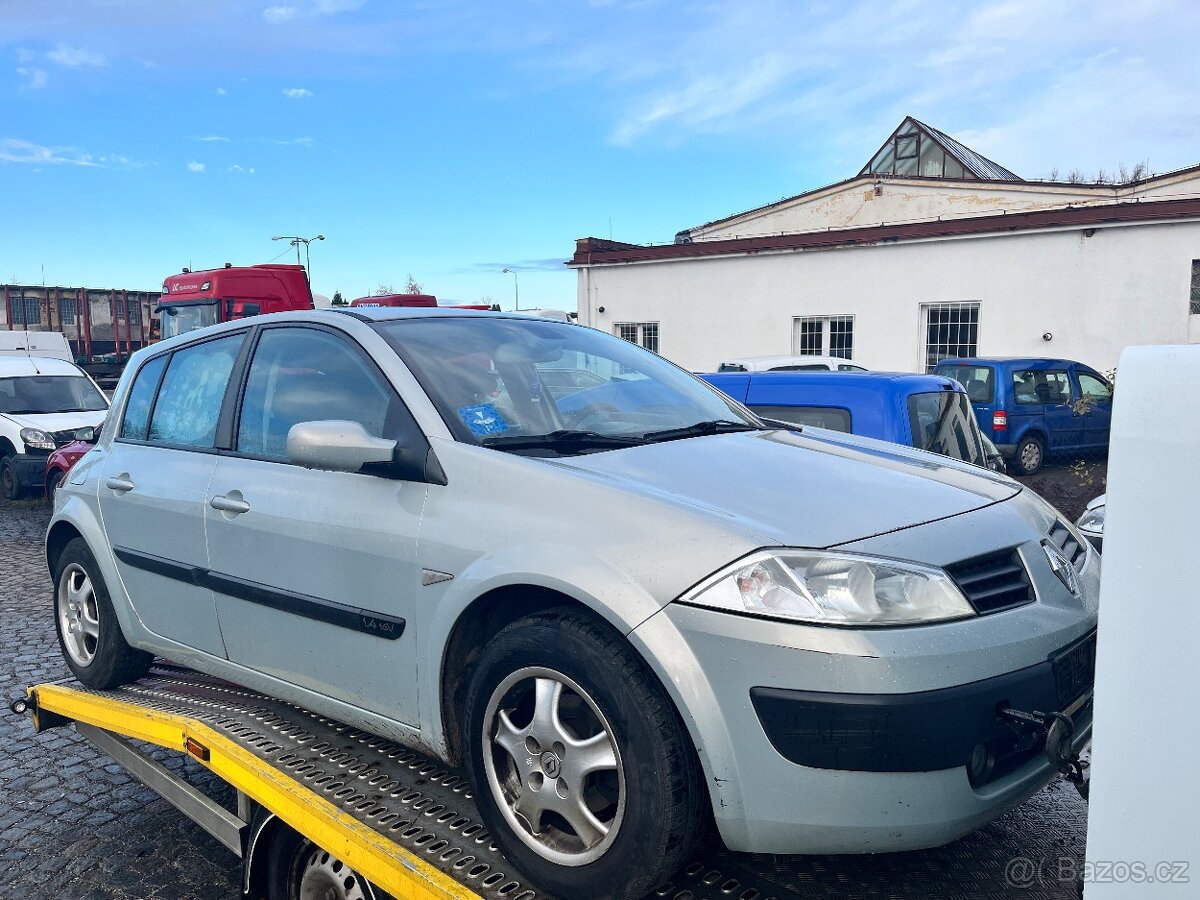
[1047,521,1088,569]
[944,548,1034,615]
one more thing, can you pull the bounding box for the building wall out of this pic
[577,220,1200,373]
[689,171,1200,241]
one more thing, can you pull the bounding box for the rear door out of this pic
[1074,368,1113,450]
[933,363,995,439]
[205,324,427,725]
[97,331,247,657]
[1010,366,1079,451]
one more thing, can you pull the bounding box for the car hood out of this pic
[1,410,106,434]
[551,428,1022,549]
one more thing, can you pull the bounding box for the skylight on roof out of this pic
[860,117,1018,181]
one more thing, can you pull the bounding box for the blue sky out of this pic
[2,0,1198,308]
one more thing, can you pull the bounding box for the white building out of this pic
[569,117,1200,372]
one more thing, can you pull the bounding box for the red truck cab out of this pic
[159,264,314,339]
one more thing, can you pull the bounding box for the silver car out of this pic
[48,310,1097,900]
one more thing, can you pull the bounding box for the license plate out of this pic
[1052,631,1097,707]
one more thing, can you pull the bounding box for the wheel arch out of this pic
[0,436,16,458]
[46,519,84,576]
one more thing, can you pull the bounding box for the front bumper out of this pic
[11,452,49,490]
[631,597,1096,854]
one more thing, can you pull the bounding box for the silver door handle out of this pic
[210,493,251,515]
[105,475,135,493]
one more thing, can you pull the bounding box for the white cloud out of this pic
[186,161,206,173]
[47,43,107,68]
[269,136,314,146]
[0,138,96,166]
[263,5,297,24]
[282,87,313,99]
[16,67,48,90]
[216,87,228,96]
[228,164,257,174]
[196,135,231,142]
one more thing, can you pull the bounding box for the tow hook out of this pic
[999,707,1089,801]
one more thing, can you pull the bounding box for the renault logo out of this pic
[1043,542,1080,596]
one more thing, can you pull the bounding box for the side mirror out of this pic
[74,426,99,444]
[241,303,261,318]
[287,421,397,474]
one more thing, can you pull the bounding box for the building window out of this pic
[59,299,77,325]
[1190,260,1200,315]
[792,316,854,359]
[11,296,42,326]
[921,302,979,372]
[614,322,659,353]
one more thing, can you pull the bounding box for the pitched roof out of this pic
[571,197,1200,267]
[858,116,1020,181]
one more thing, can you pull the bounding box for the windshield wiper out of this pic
[640,420,761,443]
[482,429,648,454]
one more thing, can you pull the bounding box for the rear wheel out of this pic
[265,825,388,900]
[1014,434,1045,475]
[53,538,152,688]
[1,454,24,500]
[463,609,704,900]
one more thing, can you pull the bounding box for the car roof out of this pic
[936,356,1093,369]
[329,307,537,323]
[718,354,856,367]
[705,370,962,390]
[0,356,83,377]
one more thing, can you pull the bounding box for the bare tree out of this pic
[374,283,395,296]
[404,273,424,294]
[1066,168,1085,184]
[1047,167,1060,182]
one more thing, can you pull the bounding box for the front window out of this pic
[907,391,986,466]
[936,364,994,403]
[0,375,107,415]
[160,301,219,339]
[376,317,758,455]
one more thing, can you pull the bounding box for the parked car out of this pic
[700,370,1000,471]
[0,356,109,500]
[1076,494,1105,553]
[49,309,1097,900]
[45,432,97,502]
[716,353,868,372]
[933,357,1113,475]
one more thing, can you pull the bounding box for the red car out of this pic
[45,439,91,500]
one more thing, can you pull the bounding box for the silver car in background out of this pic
[48,309,1098,900]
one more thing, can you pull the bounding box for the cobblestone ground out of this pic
[0,500,242,899]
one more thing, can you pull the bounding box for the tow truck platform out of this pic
[13,663,1087,900]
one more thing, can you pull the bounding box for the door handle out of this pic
[105,475,135,494]
[210,492,251,515]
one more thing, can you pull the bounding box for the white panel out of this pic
[1084,344,1200,898]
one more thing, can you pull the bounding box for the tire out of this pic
[53,538,152,689]
[463,609,704,900]
[1014,434,1045,475]
[1,454,24,500]
[265,825,388,900]
[45,469,63,506]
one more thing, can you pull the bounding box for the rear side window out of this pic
[236,327,397,462]
[1013,370,1070,405]
[147,334,245,448]
[907,391,985,466]
[750,405,851,432]
[118,354,168,441]
[936,365,993,403]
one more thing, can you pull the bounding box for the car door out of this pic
[205,324,427,725]
[1010,366,1079,451]
[1075,369,1113,450]
[97,331,247,657]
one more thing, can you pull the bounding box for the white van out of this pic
[0,330,74,363]
[715,353,868,373]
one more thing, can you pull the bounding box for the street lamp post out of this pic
[501,267,519,311]
[272,234,326,282]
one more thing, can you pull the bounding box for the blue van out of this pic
[933,357,1112,475]
[699,371,994,469]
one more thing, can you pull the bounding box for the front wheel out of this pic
[464,610,704,900]
[0,454,24,500]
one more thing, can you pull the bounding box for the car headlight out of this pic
[19,428,56,451]
[1076,505,1105,535]
[682,550,976,626]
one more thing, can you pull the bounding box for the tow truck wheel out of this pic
[53,538,152,689]
[265,826,388,900]
[464,609,704,900]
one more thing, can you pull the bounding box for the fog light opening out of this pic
[967,742,995,788]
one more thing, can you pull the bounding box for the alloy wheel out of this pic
[57,563,100,667]
[482,666,625,866]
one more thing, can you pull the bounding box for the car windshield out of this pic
[160,302,218,339]
[376,317,760,454]
[0,375,108,415]
[906,391,986,467]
